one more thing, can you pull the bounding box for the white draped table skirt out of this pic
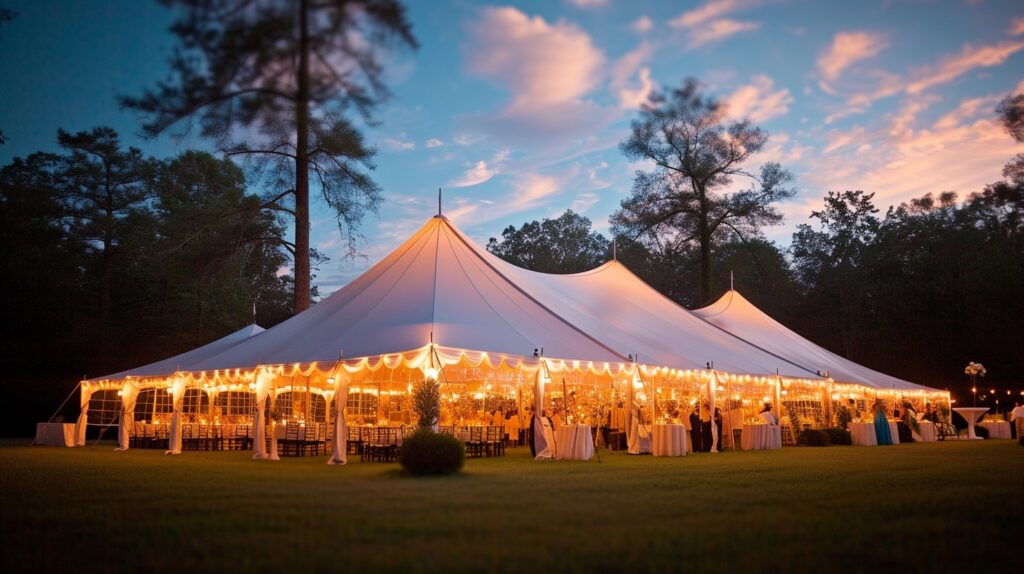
[651,424,687,456]
[740,424,781,450]
[554,424,594,461]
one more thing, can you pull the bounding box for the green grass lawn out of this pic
[1,440,1021,573]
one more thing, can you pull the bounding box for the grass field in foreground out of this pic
[1,440,1021,573]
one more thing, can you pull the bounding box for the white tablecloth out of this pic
[740,424,781,450]
[913,421,937,442]
[554,424,594,461]
[34,423,76,447]
[979,421,1011,439]
[651,424,687,457]
[850,421,900,446]
[849,422,876,446]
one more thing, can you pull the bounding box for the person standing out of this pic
[1010,401,1024,440]
[688,404,704,452]
[873,399,894,446]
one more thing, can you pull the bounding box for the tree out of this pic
[612,78,796,304]
[151,150,293,341]
[56,127,155,326]
[0,152,83,371]
[712,237,797,319]
[486,210,610,273]
[122,0,417,313]
[790,191,880,359]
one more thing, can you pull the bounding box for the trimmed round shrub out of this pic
[824,427,852,446]
[399,428,465,476]
[797,428,830,447]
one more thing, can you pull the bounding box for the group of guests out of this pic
[687,402,723,452]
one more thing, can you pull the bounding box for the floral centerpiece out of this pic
[964,362,987,407]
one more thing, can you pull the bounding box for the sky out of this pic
[2,0,1023,296]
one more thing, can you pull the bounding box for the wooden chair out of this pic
[466,426,486,458]
[280,424,300,456]
[936,419,959,441]
[485,425,505,457]
[234,424,252,451]
[130,422,142,448]
[347,425,363,455]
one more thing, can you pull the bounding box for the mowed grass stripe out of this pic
[1,440,1021,572]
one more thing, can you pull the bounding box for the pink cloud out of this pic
[670,0,743,29]
[686,19,760,49]
[724,75,793,122]
[466,7,604,108]
[669,0,760,50]
[817,31,888,89]
[805,95,1024,212]
[631,16,654,34]
[840,40,1024,114]
[905,40,1024,94]
[1010,17,1024,36]
[565,0,609,7]
[610,42,656,109]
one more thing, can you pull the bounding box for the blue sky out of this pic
[2,0,1023,295]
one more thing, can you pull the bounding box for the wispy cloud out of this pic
[1010,17,1024,36]
[565,0,609,8]
[904,40,1024,95]
[425,138,444,148]
[631,16,654,34]
[669,0,760,50]
[817,31,888,92]
[670,0,743,28]
[806,87,1024,211]
[837,39,1024,117]
[724,74,793,122]
[610,41,656,109]
[381,137,416,151]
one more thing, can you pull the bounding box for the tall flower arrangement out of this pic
[964,362,987,407]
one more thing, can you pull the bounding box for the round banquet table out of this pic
[953,407,989,440]
[913,420,937,442]
[979,420,1011,439]
[554,424,594,461]
[849,422,877,446]
[740,424,781,450]
[651,424,687,456]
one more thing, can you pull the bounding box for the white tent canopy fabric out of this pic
[88,324,265,382]
[693,290,936,391]
[191,216,627,371]
[185,216,820,379]
[486,257,818,378]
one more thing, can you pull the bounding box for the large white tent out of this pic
[693,290,938,392]
[72,215,949,457]
[88,323,265,382]
[190,215,625,371]
[189,215,816,379]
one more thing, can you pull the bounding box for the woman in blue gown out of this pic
[873,399,894,445]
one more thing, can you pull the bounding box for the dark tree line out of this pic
[1,128,294,391]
